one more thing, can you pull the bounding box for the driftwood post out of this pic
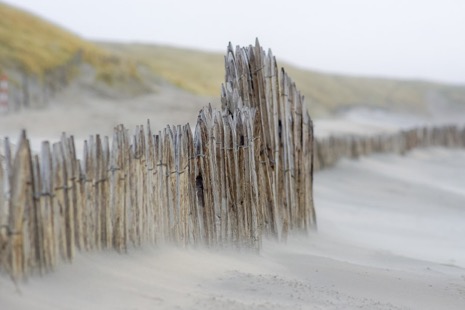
[30,154,45,274]
[145,121,156,245]
[110,125,128,252]
[8,132,33,279]
[40,142,55,270]
[0,141,8,275]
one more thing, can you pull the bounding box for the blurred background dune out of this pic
[1,1,464,143]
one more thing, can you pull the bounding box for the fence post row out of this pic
[2,41,465,281]
[312,125,465,171]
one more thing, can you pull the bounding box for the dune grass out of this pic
[2,1,464,114]
[0,2,141,86]
[0,2,89,74]
[99,42,465,115]
[284,67,432,115]
[101,42,225,96]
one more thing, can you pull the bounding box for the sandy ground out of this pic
[0,79,218,155]
[1,83,465,309]
[1,148,464,309]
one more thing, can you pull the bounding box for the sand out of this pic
[1,147,464,310]
[0,79,217,155]
[1,83,465,309]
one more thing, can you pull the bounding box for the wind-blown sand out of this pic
[1,82,465,309]
[1,148,464,309]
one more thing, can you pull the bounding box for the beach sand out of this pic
[1,148,464,310]
[1,83,465,309]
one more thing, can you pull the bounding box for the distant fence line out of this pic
[0,41,316,280]
[314,125,465,171]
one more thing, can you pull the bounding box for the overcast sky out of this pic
[7,0,465,84]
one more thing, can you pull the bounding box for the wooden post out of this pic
[145,121,156,245]
[184,124,198,245]
[101,136,111,248]
[0,139,10,274]
[195,116,210,245]
[163,126,175,243]
[153,133,163,244]
[244,110,260,250]
[213,113,228,245]
[39,142,56,270]
[83,139,95,250]
[61,134,76,258]
[8,131,33,279]
[31,155,45,274]
[179,125,190,245]
[110,125,126,252]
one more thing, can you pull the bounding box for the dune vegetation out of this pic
[1,1,465,115]
[284,67,465,115]
[99,42,465,116]
[100,42,225,96]
[0,2,141,87]
[0,2,87,75]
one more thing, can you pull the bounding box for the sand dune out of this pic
[1,147,464,310]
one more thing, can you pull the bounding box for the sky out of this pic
[6,0,465,84]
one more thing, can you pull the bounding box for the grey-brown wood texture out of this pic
[1,42,463,281]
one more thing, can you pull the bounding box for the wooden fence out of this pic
[0,40,315,280]
[1,40,465,281]
[314,125,465,170]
